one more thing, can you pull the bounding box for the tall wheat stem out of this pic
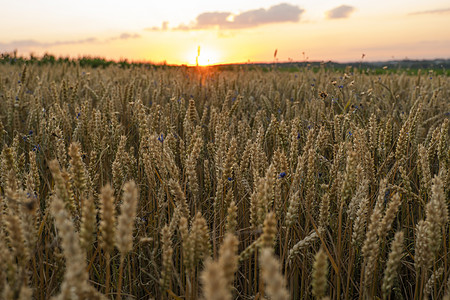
[116,255,125,300]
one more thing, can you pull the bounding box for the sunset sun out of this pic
[187,45,221,66]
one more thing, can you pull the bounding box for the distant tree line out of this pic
[0,51,162,69]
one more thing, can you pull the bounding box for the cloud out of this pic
[358,39,450,52]
[196,12,231,28]
[107,33,141,41]
[349,40,450,60]
[0,38,98,50]
[326,5,356,19]
[147,3,304,31]
[146,21,170,31]
[117,33,141,40]
[0,33,141,51]
[408,8,450,15]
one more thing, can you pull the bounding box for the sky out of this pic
[1,0,449,65]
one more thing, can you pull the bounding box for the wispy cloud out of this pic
[0,38,98,50]
[408,8,450,15]
[326,5,356,19]
[146,21,169,31]
[147,3,304,31]
[146,21,170,31]
[352,39,450,58]
[0,33,140,51]
[108,33,141,41]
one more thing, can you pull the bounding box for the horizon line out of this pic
[1,50,450,67]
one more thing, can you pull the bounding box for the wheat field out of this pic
[0,61,448,299]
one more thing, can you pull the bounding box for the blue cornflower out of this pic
[158,134,164,143]
[338,85,344,89]
[76,112,81,119]
[384,189,390,204]
[15,96,19,101]
[278,172,286,179]
[22,135,27,141]
[29,130,33,135]
[227,177,233,181]
[348,131,352,136]
[297,133,301,139]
